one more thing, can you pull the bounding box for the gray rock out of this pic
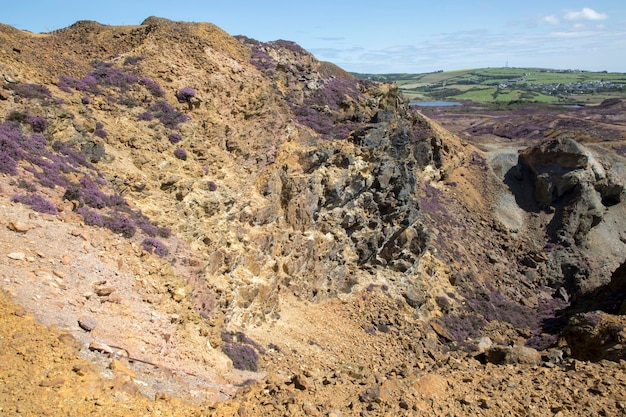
[516,137,623,244]
[78,316,98,332]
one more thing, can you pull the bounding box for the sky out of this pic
[3,1,625,74]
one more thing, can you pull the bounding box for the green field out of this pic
[355,67,626,104]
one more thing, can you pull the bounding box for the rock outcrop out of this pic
[516,137,622,245]
[2,16,626,417]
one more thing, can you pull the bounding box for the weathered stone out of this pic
[39,377,66,388]
[89,341,113,354]
[110,359,136,378]
[291,373,312,391]
[516,137,622,244]
[485,345,541,365]
[410,373,447,399]
[403,289,424,308]
[95,286,115,297]
[8,220,32,233]
[78,316,98,332]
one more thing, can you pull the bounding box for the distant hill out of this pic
[354,67,626,104]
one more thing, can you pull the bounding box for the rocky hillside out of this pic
[1,17,626,416]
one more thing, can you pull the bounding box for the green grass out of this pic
[354,67,626,104]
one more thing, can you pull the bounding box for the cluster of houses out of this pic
[498,78,623,95]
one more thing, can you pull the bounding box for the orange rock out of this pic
[411,373,447,399]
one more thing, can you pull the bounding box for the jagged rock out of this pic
[517,137,623,244]
[564,311,626,362]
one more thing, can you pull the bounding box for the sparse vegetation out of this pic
[175,87,196,103]
[221,331,262,372]
[173,148,187,160]
[141,237,169,257]
[11,193,57,214]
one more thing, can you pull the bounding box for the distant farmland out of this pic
[354,68,626,105]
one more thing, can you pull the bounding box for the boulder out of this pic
[517,137,623,244]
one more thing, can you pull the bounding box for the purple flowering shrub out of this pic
[77,177,108,208]
[6,111,50,133]
[58,75,99,94]
[10,83,52,99]
[433,313,487,347]
[94,122,107,138]
[149,101,190,129]
[168,132,182,144]
[141,237,169,257]
[250,47,277,75]
[292,106,334,136]
[272,39,309,55]
[0,119,89,190]
[103,214,136,238]
[76,206,104,227]
[132,214,170,238]
[123,55,144,66]
[26,114,50,133]
[222,343,259,371]
[11,193,57,214]
[236,36,278,75]
[0,124,23,175]
[90,61,138,90]
[138,111,154,121]
[289,77,364,139]
[2,110,173,258]
[52,141,94,169]
[173,148,187,160]
[175,87,196,103]
[310,77,360,112]
[139,77,165,97]
[59,62,149,108]
[220,332,262,371]
[26,115,50,133]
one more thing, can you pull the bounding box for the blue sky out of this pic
[3,1,625,73]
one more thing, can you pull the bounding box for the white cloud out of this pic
[564,7,608,21]
[543,15,560,25]
[309,24,626,73]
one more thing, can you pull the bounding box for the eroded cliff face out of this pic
[2,16,626,415]
[194,38,463,324]
[0,17,464,329]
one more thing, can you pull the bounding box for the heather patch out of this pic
[11,193,57,214]
[176,87,195,103]
[220,331,264,372]
[139,77,165,97]
[173,148,187,160]
[1,112,170,260]
[10,83,53,99]
[141,237,169,257]
[149,101,190,129]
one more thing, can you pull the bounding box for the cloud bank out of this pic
[564,7,608,21]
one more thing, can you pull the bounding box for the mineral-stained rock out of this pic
[517,137,623,244]
[410,373,447,399]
